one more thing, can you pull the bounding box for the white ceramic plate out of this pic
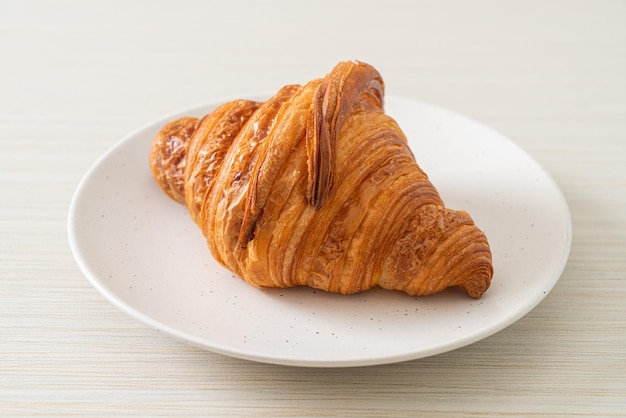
[68,95,572,367]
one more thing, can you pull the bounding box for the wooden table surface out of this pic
[2,1,625,416]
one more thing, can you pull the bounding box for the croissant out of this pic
[149,61,493,298]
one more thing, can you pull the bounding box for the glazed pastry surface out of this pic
[149,61,493,298]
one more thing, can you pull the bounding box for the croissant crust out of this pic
[149,61,493,298]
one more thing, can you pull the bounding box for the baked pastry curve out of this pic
[149,61,493,298]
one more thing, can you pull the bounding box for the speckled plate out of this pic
[68,95,572,367]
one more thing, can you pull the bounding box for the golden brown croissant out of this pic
[149,61,493,298]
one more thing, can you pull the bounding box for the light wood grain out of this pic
[1,0,625,416]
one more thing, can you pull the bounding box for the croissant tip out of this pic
[459,269,493,299]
